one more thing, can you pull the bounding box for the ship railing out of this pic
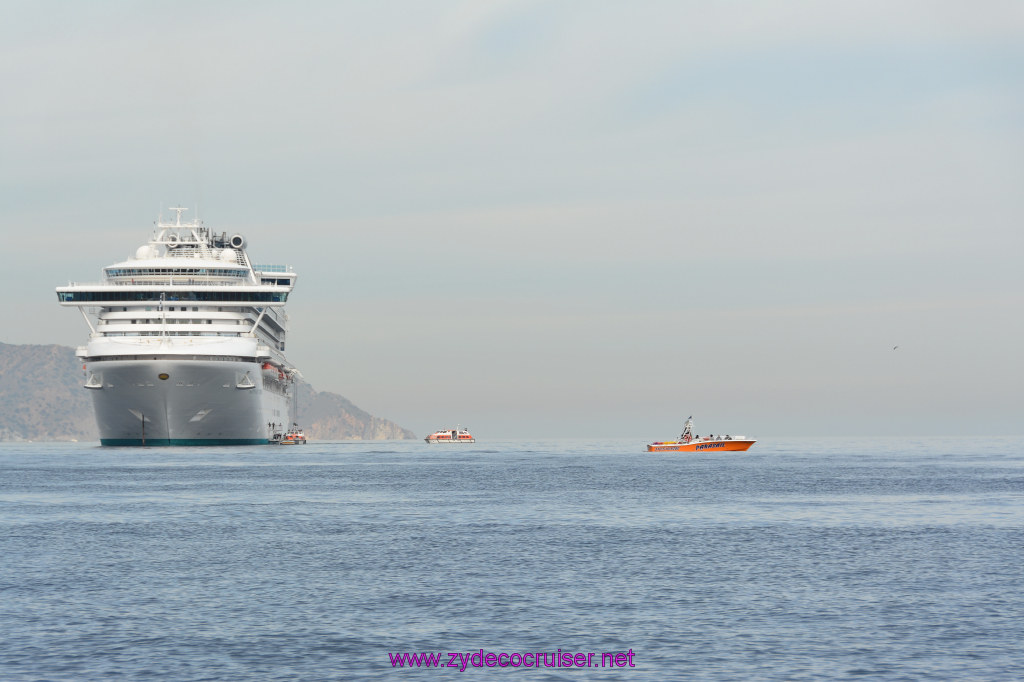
[64,278,289,287]
[162,248,250,267]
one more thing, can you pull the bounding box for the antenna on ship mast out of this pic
[171,206,187,227]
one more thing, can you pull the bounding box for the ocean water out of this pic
[1,437,1023,680]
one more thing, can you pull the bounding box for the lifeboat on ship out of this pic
[425,426,475,443]
[647,417,755,452]
[261,362,288,381]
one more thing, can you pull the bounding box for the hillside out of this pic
[294,382,415,440]
[0,342,415,442]
[0,343,95,441]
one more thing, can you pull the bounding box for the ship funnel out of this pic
[229,234,246,249]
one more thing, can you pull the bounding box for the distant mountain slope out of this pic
[0,343,95,441]
[0,342,415,442]
[295,382,416,440]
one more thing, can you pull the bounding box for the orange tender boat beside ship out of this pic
[425,426,475,443]
[647,417,755,452]
[271,424,307,445]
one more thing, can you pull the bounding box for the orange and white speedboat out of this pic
[425,426,475,443]
[647,417,755,452]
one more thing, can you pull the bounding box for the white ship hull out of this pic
[86,359,291,446]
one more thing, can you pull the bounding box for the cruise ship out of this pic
[56,208,299,445]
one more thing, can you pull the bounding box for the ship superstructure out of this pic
[56,207,299,445]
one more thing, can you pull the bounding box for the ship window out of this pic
[59,291,287,304]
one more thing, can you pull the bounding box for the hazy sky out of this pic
[4,1,1022,437]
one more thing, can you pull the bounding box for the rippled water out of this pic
[2,438,1023,680]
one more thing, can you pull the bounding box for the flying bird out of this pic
[893,345,899,350]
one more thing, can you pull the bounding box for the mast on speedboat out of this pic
[679,416,694,443]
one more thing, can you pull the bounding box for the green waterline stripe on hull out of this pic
[101,438,271,446]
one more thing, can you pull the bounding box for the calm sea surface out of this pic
[1,438,1023,680]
